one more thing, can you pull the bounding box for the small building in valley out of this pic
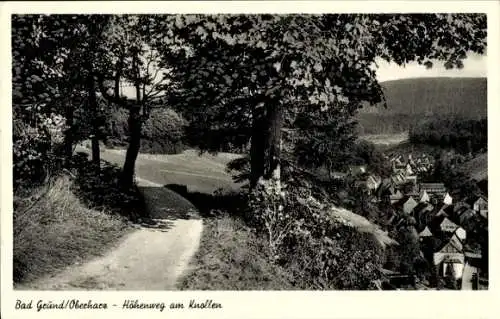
[433,234,465,280]
[442,192,453,205]
[420,183,447,198]
[394,196,419,215]
[419,190,430,203]
[467,195,488,219]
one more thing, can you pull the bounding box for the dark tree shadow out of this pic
[164,183,248,218]
[137,185,201,221]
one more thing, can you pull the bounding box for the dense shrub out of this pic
[248,177,384,290]
[13,109,67,190]
[106,107,188,154]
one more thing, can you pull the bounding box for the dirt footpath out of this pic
[20,178,203,290]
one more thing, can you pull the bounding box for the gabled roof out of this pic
[433,203,450,216]
[419,226,433,237]
[436,233,463,253]
[458,208,476,224]
[466,195,487,206]
[393,195,415,207]
[440,217,458,231]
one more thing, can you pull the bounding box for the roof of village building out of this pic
[348,165,367,176]
[420,183,447,195]
[457,207,476,224]
[391,172,407,185]
[432,203,450,217]
[435,233,464,254]
[413,202,433,219]
[419,226,433,237]
[466,195,487,206]
[440,217,459,232]
[393,196,418,214]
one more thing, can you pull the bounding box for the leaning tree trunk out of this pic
[120,51,142,189]
[120,106,142,189]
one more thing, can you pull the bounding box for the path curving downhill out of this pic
[18,146,242,290]
[20,177,203,290]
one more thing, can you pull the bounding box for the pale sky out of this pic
[121,53,487,98]
[375,53,487,82]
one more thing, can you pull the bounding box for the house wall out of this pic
[474,198,488,212]
[433,252,464,266]
[443,262,465,280]
[455,228,467,241]
[443,193,453,205]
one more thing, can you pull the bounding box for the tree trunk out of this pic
[249,101,283,188]
[120,106,142,189]
[264,102,283,181]
[120,51,142,189]
[86,72,100,169]
[249,105,266,189]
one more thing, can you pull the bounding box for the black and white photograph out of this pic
[8,10,491,291]
[1,2,498,318]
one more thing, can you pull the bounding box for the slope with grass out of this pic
[179,216,295,290]
[14,176,131,285]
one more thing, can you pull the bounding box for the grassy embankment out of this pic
[13,158,143,286]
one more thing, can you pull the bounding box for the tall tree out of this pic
[96,15,169,188]
[155,14,486,188]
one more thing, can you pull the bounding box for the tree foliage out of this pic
[153,13,486,186]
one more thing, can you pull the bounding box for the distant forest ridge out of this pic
[357,77,487,134]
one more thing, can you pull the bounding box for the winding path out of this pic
[19,147,238,290]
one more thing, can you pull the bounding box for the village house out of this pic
[466,195,488,219]
[366,174,382,192]
[420,183,447,198]
[419,226,433,240]
[440,217,459,233]
[389,190,404,204]
[433,233,465,280]
[348,165,367,177]
[456,206,476,225]
[419,189,430,203]
[453,226,467,242]
[433,203,451,218]
[412,202,434,228]
[405,163,414,176]
[394,196,419,215]
[442,192,453,205]
[391,171,407,186]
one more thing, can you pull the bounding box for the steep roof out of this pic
[466,195,487,206]
[436,233,463,253]
[440,217,459,232]
[419,226,433,237]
